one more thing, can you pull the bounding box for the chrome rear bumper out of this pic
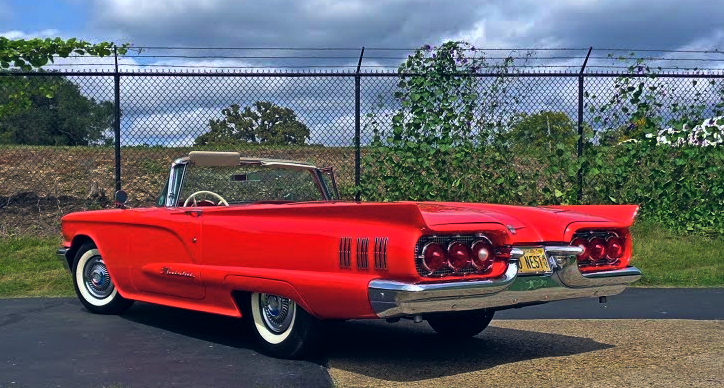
[368,246,642,318]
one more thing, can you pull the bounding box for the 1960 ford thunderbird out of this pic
[58,151,641,358]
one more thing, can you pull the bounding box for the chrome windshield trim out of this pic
[164,154,331,206]
[165,159,188,207]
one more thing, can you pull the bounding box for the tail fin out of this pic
[544,205,639,227]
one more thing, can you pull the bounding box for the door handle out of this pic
[184,210,203,217]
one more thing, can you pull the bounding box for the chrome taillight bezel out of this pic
[415,234,509,278]
[571,230,626,268]
[446,241,472,272]
[420,242,447,273]
[470,238,495,271]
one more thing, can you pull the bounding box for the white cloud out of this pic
[122,106,222,146]
[0,29,61,40]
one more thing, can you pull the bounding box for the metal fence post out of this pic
[577,47,592,203]
[354,47,365,202]
[113,46,122,192]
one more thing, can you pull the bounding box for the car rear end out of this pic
[367,204,642,319]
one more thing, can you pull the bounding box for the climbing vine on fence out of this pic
[362,42,724,236]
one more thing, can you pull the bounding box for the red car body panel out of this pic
[60,200,639,320]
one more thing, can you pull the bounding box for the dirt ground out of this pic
[327,319,724,388]
[0,192,111,238]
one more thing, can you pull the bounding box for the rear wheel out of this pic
[72,243,133,315]
[245,292,320,359]
[427,309,495,338]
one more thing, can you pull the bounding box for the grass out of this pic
[0,236,74,298]
[630,220,724,287]
[0,221,721,298]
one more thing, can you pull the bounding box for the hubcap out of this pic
[259,293,295,333]
[83,256,114,299]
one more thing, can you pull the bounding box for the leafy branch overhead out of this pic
[0,37,129,70]
[196,101,311,146]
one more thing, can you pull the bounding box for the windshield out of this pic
[176,165,325,205]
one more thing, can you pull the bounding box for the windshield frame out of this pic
[160,157,335,207]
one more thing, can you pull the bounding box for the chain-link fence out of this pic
[1,66,723,236]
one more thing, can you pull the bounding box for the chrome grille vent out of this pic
[357,238,369,269]
[374,237,388,270]
[339,237,352,268]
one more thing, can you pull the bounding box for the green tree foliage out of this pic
[502,111,578,152]
[195,101,310,146]
[0,75,114,146]
[0,37,127,117]
[362,44,724,236]
[361,41,547,203]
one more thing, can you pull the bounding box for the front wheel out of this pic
[245,292,320,359]
[72,243,133,315]
[427,309,495,338]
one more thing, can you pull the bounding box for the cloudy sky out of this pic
[2,0,724,146]
[3,0,724,53]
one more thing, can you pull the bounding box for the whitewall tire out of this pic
[72,243,133,315]
[245,292,320,359]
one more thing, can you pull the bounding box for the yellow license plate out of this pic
[518,248,551,274]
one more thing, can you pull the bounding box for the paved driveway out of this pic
[1,289,722,388]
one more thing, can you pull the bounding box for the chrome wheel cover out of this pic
[259,293,295,333]
[83,256,114,299]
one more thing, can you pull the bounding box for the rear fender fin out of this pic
[547,205,639,227]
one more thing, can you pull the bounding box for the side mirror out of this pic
[114,190,128,208]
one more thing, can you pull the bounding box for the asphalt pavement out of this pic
[0,288,722,388]
[495,287,724,320]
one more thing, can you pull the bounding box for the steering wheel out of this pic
[183,191,229,207]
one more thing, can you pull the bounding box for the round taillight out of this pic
[471,240,494,270]
[422,243,447,272]
[571,237,589,261]
[447,242,471,271]
[588,238,606,261]
[606,236,624,259]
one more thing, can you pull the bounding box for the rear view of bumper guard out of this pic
[368,245,642,318]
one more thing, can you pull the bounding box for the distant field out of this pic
[0,144,358,203]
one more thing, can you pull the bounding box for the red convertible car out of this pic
[58,151,641,358]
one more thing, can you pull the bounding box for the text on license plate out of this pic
[518,248,551,274]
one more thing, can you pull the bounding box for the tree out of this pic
[195,101,310,146]
[0,74,114,146]
[1,37,127,117]
[502,111,578,152]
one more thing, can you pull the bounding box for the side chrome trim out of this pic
[56,248,70,272]
[368,245,641,318]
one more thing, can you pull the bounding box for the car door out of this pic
[126,207,206,300]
